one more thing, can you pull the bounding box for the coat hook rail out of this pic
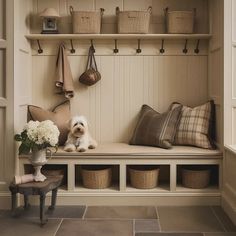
[113,39,119,54]
[194,39,200,54]
[37,40,43,54]
[90,39,95,53]
[183,39,188,54]
[136,39,142,54]
[70,39,75,54]
[160,39,165,54]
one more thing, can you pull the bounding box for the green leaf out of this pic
[21,130,28,140]
[14,134,22,142]
[19,143,30,155]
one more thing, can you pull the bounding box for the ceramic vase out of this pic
[29,149,52,182]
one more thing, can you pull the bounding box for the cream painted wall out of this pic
[29,0,211,144]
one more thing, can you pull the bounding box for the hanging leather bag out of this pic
[79,46,101,86]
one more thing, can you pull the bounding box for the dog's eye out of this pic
[79,122,84,127]
[73,122,78,127]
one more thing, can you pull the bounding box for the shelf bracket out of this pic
[183,39,188,54]
[37,40,43,54]
[159,39,165,54]
[194,39,200,54]
[136,39,142,54]
[70,39,75,54]
[113,39,119,54]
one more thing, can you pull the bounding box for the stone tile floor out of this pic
[0,206,235,236]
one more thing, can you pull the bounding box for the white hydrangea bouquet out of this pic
[15,120,60,181]
[15,120,60,154]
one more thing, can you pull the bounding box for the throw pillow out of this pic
[173,100,215,149]
[28,100,70,146]
[130,104,183,149]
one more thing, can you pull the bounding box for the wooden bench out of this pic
[19,143,223,206]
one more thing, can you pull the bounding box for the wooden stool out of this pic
[9,175,63,225]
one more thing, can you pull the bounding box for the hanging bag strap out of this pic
[86,46,93,70]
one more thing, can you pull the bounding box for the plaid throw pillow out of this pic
[173,101,215,149]
[130,104,182,149]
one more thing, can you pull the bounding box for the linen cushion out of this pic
[28,100,70,145]
[130,104,183,149]
[173,101,215,149]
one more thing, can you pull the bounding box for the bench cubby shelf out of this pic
[19,143,222,204]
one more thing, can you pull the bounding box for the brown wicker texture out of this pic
[116,7,152,34]
[70,6,104,34]
[166,10,195,34]
[181,166,210,189]
[81,165,112,189]
[129,165,159,189]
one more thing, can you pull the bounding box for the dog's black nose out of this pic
[77,127,81,131]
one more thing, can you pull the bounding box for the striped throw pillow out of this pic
[173,101,215,149]
[130,104,183,149]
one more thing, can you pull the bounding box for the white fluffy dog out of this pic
[64,116,97,152]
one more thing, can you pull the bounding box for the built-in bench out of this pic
[19,143,223,206]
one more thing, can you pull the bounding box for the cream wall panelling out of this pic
[223,0,236,225]
[31,54,208,143]
[0,0,14,194]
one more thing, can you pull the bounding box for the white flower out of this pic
[24,120,60,147]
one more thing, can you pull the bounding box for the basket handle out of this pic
[164,7,169,33]
[147,6,152,14]
[69,6,74,15]
[116,7,120,15]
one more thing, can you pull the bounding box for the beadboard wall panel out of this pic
[31,55,208,143]
[0,108,6,181]
[31,0,209,34]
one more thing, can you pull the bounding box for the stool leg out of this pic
[24,195,30,210]
[11,192,17,217]
[40,194,47,226]
[48,188,58,211]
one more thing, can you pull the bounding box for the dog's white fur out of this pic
[64,116,97,152]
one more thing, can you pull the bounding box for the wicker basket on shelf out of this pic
[116,6,152,34]
[70,6,104,34]
[165,8,196,34]
[181,166,211,189]
[81,165,112,189]
[129,165,160,189]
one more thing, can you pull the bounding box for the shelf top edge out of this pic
[25,33,212,40]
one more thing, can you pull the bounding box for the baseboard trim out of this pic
[0,192,11,209]
[222,192,236,225]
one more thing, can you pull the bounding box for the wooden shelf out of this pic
[126,184,170,192]
[25,33,212,40]
[176,184,219,193]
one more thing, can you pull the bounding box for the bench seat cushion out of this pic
[55,143,222,158]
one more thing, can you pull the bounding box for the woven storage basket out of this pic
[70,6,104,34]
[129,165,159,189]
[116,6,152,34]
[165,8,196,34]
[81,165,112,189]
[181,166,210,189]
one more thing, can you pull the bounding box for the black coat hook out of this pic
[70,39,75,54]
[136,39,142,54]
[90,39,95,53]
[183,39,188,54]
[113,39,119,54]
[194,39,200,54]
[37,40,43,54]
[160,39,165,54]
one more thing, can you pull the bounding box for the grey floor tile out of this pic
[56,219,133,236]
[135,219,160,233]
[136,233,203,236]
[0,217,61,236]
[211,206,236,232]
[85,206,157,219]
[157,206,225,232]
[204,233,236,236]
[1,205,86,219]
